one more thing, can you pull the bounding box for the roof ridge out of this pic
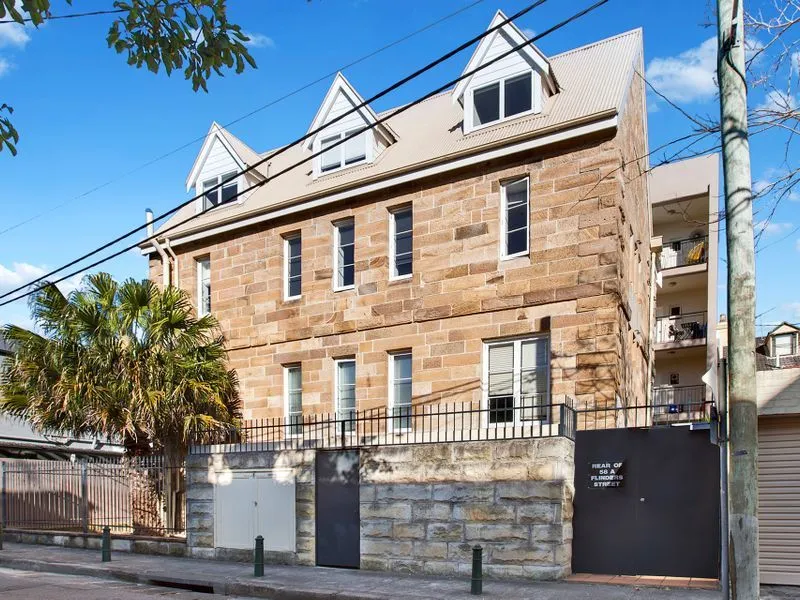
[550,27,642,60]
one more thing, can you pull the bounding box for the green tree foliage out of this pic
[0,0,257,155]
[0,273,241,459]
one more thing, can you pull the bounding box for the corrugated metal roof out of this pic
[151,28,643,242]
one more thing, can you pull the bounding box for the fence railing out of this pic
[576,401,714,430]
[659,236,708,269]
[0,456,184,537]
[654,311,708,344]
[191,400,577,454]
[652,385,707,416]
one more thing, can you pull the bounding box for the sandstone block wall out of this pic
[184,438,574,580]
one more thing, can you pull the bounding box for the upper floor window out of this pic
[201,171,238,211]
[390,206,412,279]
[472,72,533,130]
[775,333,797,357]
[320,129,367,174]
[284,234,302,300]
[334,219,355,290]
[501,177,529,258]
[486,336,548,425]
[196,258,211,317]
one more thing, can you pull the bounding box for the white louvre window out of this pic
[284,234,301,299]
[285,365,302,436]
[202,171,238,211]
[336,359,356,432]
[319,129,367,174]
[486,336,548,424]
[390,352,412,431]
[196,258,211,317]
[471,72,533,129]
[775,334,796,357]
[502,177,529,258]
[390,207,413,279]
[334,220,355,289]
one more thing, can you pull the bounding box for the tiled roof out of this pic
[149,28,643,242]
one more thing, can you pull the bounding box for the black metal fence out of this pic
[575,401,715,431]
[191,400,577,454]
[0,455,185,537]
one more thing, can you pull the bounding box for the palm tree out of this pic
[0,273,240,532]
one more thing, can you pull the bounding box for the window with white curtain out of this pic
[334,219,355,289]
[501,177,529,258]
[486,336,548,424]
[390,206,412,279]
[284,365,302,436]
[335,359,356,432]
[390,352,412,431]
[196,258,211,317]
[319,128,367,174]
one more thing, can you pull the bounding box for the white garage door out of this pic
[759,416,800,586]
[214,469,296,552]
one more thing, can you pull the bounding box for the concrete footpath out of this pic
[0,542,722,599]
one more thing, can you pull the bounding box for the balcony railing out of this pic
[653,385,706,414]
[659,236,708,270]
[654,311,707,345]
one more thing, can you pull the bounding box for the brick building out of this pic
[142,18,653,426]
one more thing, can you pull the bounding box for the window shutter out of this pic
[488,344,514,396]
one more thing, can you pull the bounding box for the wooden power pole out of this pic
[716,0,759,597]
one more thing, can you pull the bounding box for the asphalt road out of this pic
[0,567,231,599]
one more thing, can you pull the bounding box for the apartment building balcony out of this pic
[654,311,707,351]
[659,236,708,277]
[652,384,708,423]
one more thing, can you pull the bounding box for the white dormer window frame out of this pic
[774,332,798,357]
[196,171,244,214]
[314,127,373,177]
[464,69,538,133]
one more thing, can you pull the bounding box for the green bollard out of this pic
[101,527,111,562]
[470,544,483,595]
[254,535,264,577]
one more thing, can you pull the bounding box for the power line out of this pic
[0,0,610,309]
[0,8,125,24]
[0,0,488,238]
[0,0,555,303]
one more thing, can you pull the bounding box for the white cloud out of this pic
[645,37,717,103]
[242,31,274,48]
[0,22,30,48]
[0,262,83,298]
[755,220,793,237]
[0,57,10,77]
[522,27,536,39]
[756,89,799,113]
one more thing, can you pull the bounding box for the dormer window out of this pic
[774,333,797,357]
[472,72,533,130]
[201,171,238,211]
[320,129,368,173]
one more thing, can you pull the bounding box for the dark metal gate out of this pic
[315,450,360,568]
[572,427,720,578]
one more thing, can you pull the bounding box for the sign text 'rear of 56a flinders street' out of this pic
[588,461,625,489]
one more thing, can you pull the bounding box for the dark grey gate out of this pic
[315,450,360,568]
[572,427,719,578]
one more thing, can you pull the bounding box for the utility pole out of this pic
[716,0,759,598]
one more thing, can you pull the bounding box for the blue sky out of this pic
[0,0,797,333]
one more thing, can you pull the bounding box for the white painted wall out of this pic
[469,30,539,91]
[198,137,240,186]
[655,289,707,317]
[758,369,800,416]
[653,353,706,387]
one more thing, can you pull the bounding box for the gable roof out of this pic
[185,122,267,191]
[766,322,800,337]
[452,10,557,104]
[304,72,398,150]
[145,28,642,248]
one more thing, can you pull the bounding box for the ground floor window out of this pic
[284,365,302,436]
[389,352,412,431]
[335,358,356,432]
[485,336,549,424]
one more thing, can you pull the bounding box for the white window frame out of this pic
[388,351,413,433]
[774,333,796,357]
[334,358,357,433]
[314,127,371,176]
[333,219,355,291]
[482,335,550,428]
[500,176,530,260]
[466,70,537,133]
[284,364,303,437]
[389,205,413,280]
[196,258,211,317]
[283,233,302,301]
[197,171,242,213]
